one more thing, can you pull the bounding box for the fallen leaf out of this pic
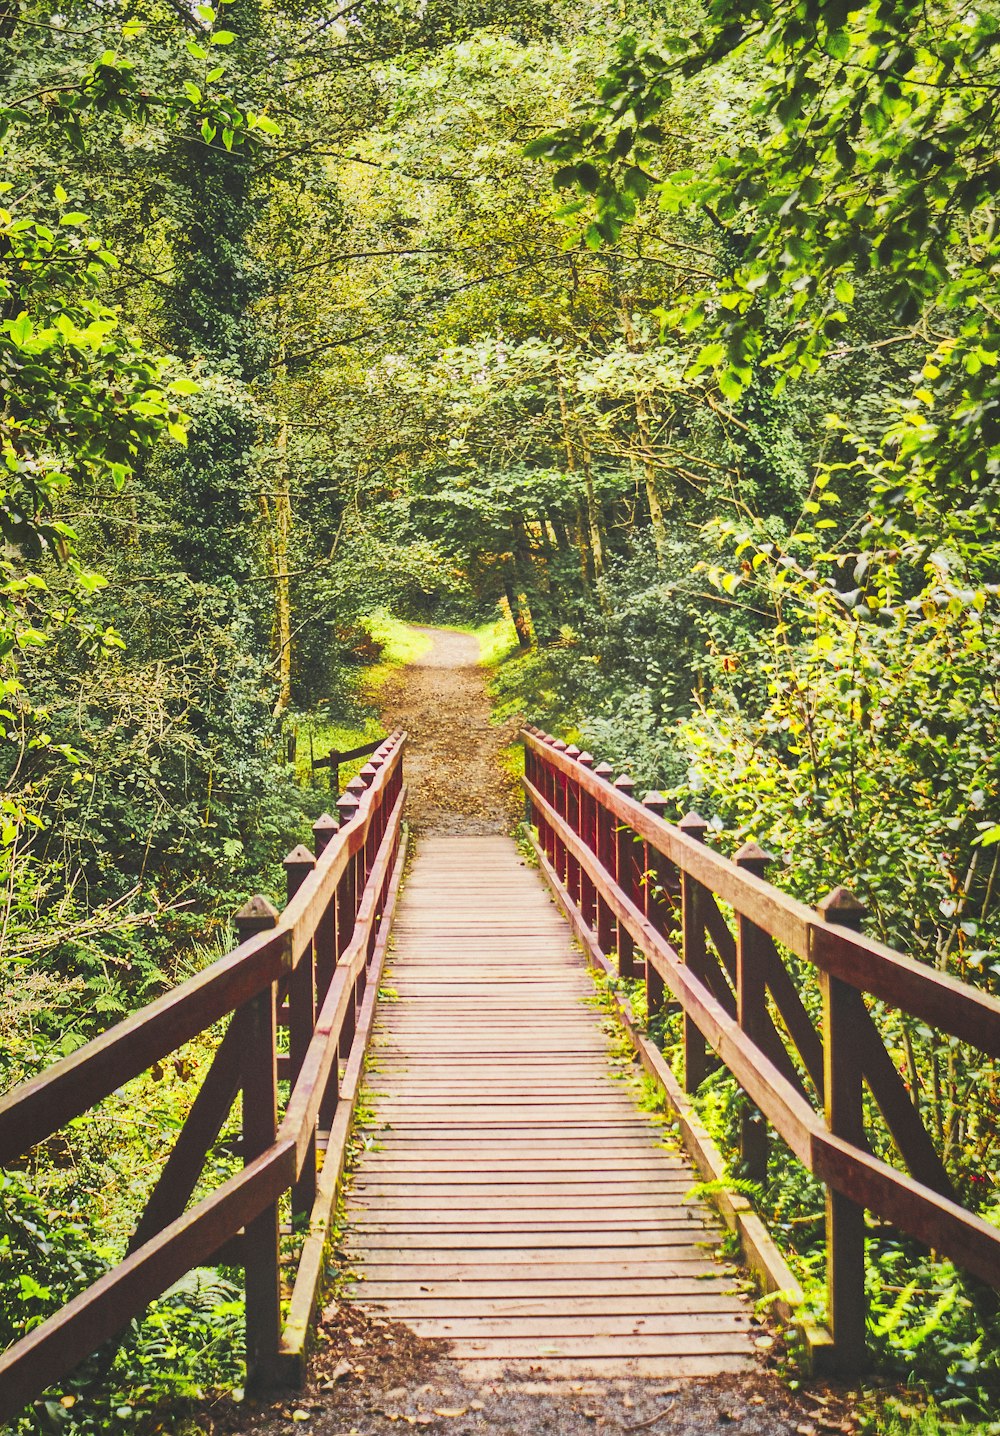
[470,1400,485,1411]
[754,1336,775,1351]
[433,1408,468,1418]
[796,1426,817,1436]
[291,1412,310,1424]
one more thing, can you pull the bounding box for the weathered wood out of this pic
[679,811,711,1093]
[734,843,772,1185]
[343,833,752,1379]
[285,845,318,1223]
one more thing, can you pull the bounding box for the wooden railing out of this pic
[522,726,1000,1372]
[0,732,407,1424]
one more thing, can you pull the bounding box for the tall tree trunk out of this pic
[555,368,596,589]
[620,307,668,569]
[579,427,606,584]
[511,514,554,642]
[502,569,533,648]
[271,417,293,715]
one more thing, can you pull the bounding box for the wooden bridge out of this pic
[2,729,1000,1419]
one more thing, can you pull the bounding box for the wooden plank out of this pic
[392,1314,751,1337]
[360,1295,747,1315]
[352,1278,738,1299]
[342,831,752,1379]
[350,1258,726,1279]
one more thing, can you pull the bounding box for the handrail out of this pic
[0,732,408,1424]
[521,725,1000,1373]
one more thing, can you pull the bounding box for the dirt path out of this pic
[377,627,520,835]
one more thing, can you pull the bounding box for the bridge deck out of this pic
[343,834,755,1378]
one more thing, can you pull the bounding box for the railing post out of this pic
[641,792,670,1020]
[312,813,340,1132]
[551,740,568,882]
[359,762,379,882]
[541,737,557,865]
[577,753,597,929]
[284,844,317,1223]
[734,841,773,1184]
[613,775,636,979]
[337,789,361,1060]
[819,885,870,1374]
[594,762,616,956]
[679,810,711,1092]
[565,745,582,906]
[234,896,282,1387]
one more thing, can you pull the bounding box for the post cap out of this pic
[359,762,378,780]
[643,790,668,816]
[312,813,340,854]
[346,775,368,796]
[679,810,709,842]
[552,739,568,752]
[613,774,635,793]
[338,791,361,824]
[733,840,773,875]
[578,751,595,767]
[594,762,614,781]
[566,744,582,759]
[283,843,315,868]
[234,894,279,934]
[817,885,867,930]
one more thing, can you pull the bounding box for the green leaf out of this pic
[211,29,237,44]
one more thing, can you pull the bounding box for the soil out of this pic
[197,627,862,1436]
[201,1301,861,1436]
[376,627,521,836]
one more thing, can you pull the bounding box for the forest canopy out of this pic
[2,0,1000,1427]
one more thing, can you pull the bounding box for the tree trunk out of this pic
[579,428,605,583]
[502,569,533,648]
[620,306,669,569]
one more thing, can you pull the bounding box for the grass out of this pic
[473,612,520,667]
[363,611,434,667]
[864,1400,1000,1435]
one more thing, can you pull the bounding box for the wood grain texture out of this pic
[342,835,753,1378]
